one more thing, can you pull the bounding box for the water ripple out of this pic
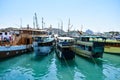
[0,52,120,80]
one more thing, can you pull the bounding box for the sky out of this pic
[0,0,120,32]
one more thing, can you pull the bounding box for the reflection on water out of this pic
[0,51,120,80]
[102,53,120,80]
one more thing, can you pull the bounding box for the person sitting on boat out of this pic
[0,37,1,41]
[4,37,9,42]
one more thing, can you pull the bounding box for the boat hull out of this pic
[74,40,104,58]
[55,47,75,60]
[34,46,54,56]
[33,38,55,56]
[71,46,103,58]
[104,46,120,54]
[0,45,33,59]
[96,39,120,54]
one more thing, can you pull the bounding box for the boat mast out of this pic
[58,22,60,35]
[33,16,35,29]
[61,20,63,35]
[68,18,70,33]
[42,17,44,29]
[34,13,39,29]
[20,18,22,28]
[68,18,73,36]
[80,25,83,34]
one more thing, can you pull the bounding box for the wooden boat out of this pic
[55,37,75,60]
[71,36,105,58]
[33,30,55,56]
[0,28,35,59]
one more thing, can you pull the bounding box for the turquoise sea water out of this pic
[0,51,120,80]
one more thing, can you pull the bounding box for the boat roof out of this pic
[58,37,74,40]
[80,36,106,39]
[19,29,47,32]
[33,35,49,37]
[0,28,47,32]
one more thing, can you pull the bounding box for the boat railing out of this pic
[26,44,32,49]
[0,45,27,51]
[60,42,74,46]
[76,40,93,46]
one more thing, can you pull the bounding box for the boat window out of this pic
[110,43,112,46]
[76,44,81,49]
[81,45,85,50]
[5,32,7,35]
[40,32,42,34]
[85,46,88,50]
[108,43,110,46]
[107,43,109,46]
[107,43,110,46]
[118,44,120,47]
[115,43,120,47]
[81,37,89,41]
[59,40,63,42]
[40,32,43,35]
[32,31,34,35]
[34,31,36,35]
[88,46,92,51]
[21,31,23,33]
[113,43,115,46]
[65,40,67,42]
[0,33,2,35]
[68,40,71,42]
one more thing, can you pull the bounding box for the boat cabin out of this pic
[78,36,107,42]
[57,37,75,46]
[74,36,105,58]
[56,37,75,59]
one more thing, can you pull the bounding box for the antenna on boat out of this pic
[34,13,39,29]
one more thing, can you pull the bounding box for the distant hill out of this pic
[0,27,19,31]
[85,29,94,35]
[44,28,66,35]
